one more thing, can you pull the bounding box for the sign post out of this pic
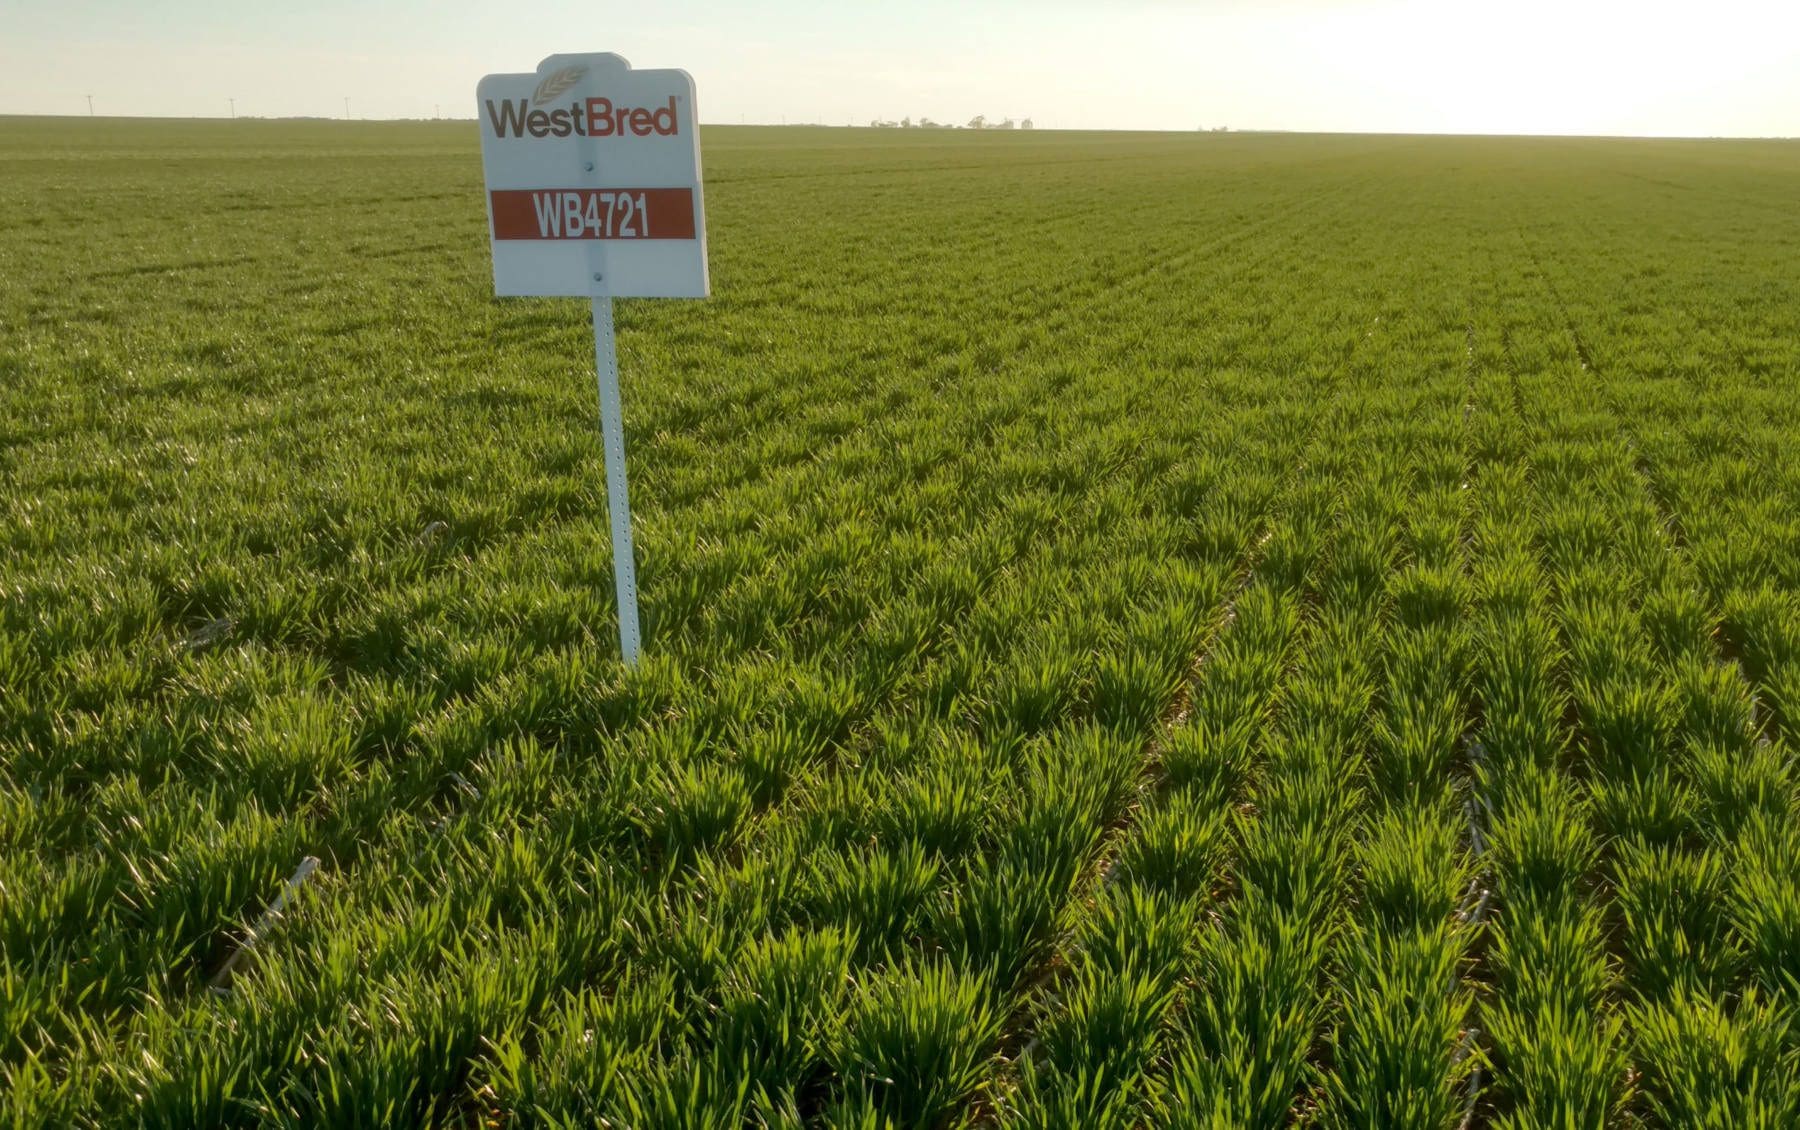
[590,295,640,664]
[477,53,708,665]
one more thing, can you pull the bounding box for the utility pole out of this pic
[228,97,236,119]
[434,103,440,120]
[344,96,350,120]
[85,94,94,116]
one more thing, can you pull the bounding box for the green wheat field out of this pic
[3,117,1800,1127]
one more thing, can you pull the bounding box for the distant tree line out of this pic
[868,116,1034,130]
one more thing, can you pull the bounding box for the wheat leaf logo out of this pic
[532,66,587,106]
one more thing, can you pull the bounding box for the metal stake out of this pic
[591,295,642,666]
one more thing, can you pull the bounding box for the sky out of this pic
[2,0,1797,136]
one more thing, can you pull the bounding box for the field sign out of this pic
[479,52,707,298]
[478,52,710,665]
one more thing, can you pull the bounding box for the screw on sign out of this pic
[477,53,709,665]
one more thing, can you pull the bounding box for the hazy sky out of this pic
[3,0,1797,136]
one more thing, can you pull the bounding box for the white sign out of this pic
[476,52,711,666]
[478,52,708,298]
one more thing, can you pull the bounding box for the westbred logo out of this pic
[532,66,588,106]
[485,67,680,140]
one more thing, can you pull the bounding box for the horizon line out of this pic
[2,112,1796,142]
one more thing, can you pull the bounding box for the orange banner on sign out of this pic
[490,188,698,240]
